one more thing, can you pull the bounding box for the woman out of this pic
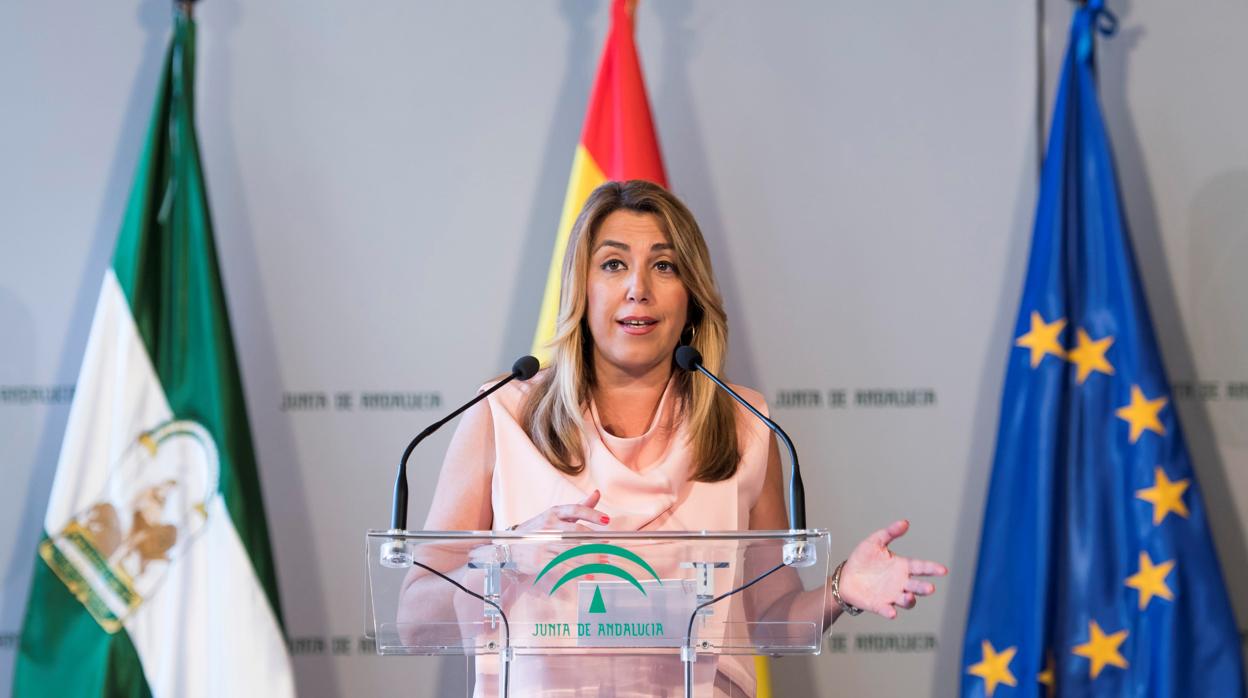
[409,180,947,696]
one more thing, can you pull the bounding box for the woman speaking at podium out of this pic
[409,180,947,696]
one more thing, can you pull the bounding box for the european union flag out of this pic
[960,2,1246,696]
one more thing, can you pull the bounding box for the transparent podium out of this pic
[366,529,832,697]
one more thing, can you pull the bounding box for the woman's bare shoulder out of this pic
[725,382,769,418]
[479,366,550,415]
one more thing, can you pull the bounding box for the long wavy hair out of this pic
[520,180,740,482]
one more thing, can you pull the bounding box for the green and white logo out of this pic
[533,544,661,614]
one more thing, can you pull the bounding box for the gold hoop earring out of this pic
[680,324,696,346]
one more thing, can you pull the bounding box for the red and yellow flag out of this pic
[528,4,774,695]
[531,0,667,363]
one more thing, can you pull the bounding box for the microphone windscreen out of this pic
[674,345,703,372]
[512,355,540,380]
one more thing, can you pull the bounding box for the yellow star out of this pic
[1066,328,1115,383]
[967,640,1018,697]
[1124,551,1176,610]
[1037,651,1056,696]
[1015,312,1067,367]
[1136,467,1190,525]
[1072,621,1129,679]
[1115,385,1167,443]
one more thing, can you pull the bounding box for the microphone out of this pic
[674,346,813,564]
[387,355,540,538]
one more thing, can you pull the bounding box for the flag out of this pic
[13,8,294,697]
[527,3,775,696]
[530,0,667,364]
[961,2,1245,696]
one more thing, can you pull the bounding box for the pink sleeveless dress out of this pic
[474,375,772,697]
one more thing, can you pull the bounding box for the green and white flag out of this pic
[14,9,293,697]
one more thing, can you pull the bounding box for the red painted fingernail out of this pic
[601,516,610,524]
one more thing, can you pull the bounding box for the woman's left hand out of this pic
[838,519,948,620]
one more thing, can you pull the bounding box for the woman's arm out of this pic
[395,399,496,640]
[745,434,948,628]
[394,397,612,643]
[422,397,496,532]
[744,434,839,628]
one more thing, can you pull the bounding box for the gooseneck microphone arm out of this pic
[675,346,806,531]
[390,355,540,531]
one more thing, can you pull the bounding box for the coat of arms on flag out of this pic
[40,420,219,634]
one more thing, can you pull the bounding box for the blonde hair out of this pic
[520,180,740,482]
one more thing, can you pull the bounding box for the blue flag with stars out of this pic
[960,2,1246,697]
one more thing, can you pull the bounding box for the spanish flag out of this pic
[530,0,667,363]
[528,3,774,696]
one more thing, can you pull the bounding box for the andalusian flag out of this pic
[13,9,293,697]
[530,0,667,362]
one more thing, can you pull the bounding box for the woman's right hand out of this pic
[509,489,610,533]
[500,490,611,583]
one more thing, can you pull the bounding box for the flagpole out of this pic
[1034,0,1045,178]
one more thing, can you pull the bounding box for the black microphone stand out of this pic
[390,355,539,531]
[674,346,806,531]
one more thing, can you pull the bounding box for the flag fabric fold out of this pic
[14,10,293,697]
[960,2,1245,696]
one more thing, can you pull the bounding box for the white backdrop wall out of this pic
[1,1,1244,696]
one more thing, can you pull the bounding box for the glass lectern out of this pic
[366,529,832,697]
